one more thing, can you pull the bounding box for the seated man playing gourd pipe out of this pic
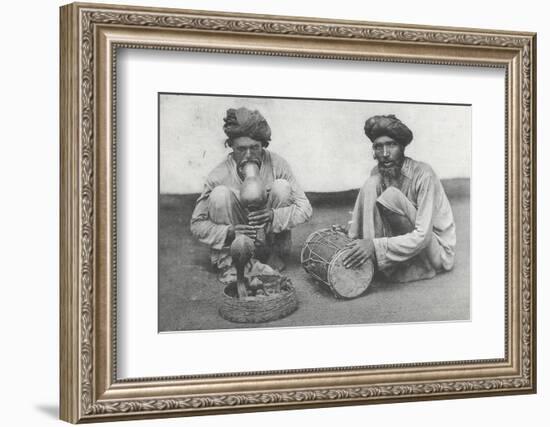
[190,107,312,283]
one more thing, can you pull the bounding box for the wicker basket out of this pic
[219,275,298,323]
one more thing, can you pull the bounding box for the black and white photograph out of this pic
[3,0,544,425]
[158,93,471,332]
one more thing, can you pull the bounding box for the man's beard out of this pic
[237,158,262,179]
[378,162,402,180]
[239,158,261,169]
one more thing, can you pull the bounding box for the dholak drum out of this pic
[301,227,374,299]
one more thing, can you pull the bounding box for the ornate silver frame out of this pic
[60,2,536,423]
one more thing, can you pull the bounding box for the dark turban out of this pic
[223,107,271,147]
[364,114,413,146]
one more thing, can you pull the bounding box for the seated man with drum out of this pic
[343,115,456,283]
[190,107,312,283]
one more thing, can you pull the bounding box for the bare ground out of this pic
[158,184,470,332]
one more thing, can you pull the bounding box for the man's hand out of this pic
[343,238,375,269]
[226,224,258,245]
[248,208,274,227]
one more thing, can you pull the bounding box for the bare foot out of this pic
[267,253,286,272]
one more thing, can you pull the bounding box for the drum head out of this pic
[328,249,374,299]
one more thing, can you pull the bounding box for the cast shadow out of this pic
[35,404,58,419]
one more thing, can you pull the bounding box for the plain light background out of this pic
[159,93,471,193]
[0,0,545,426]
